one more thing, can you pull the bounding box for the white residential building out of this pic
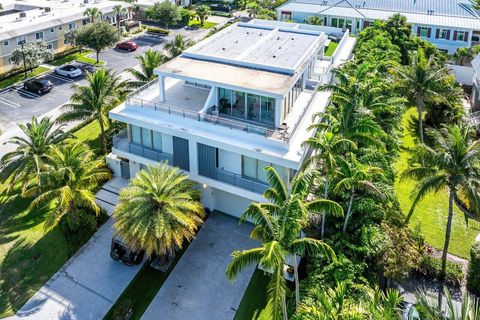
[0,0,132,74]
[107,19,356,217]
[276,0,480,54]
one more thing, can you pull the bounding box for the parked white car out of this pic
[54,65,82,78]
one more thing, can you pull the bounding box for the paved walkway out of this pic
[7,178,140,320]
[141,212,256,320]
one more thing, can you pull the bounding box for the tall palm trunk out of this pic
[293,253,300,308]
[282,295,288,320]
[320,178,329,239]
[98,118,107,155]
[343,188,355,233]
[437,190,454,309]
[416,98,425,144]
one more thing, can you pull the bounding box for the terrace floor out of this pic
[135,78,211,112]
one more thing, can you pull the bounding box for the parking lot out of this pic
[93,34,168,73]
[0,62,95,132]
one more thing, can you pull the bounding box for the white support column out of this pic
[189,140,198,176]
[275,96,282,127]
[159,75,166,102]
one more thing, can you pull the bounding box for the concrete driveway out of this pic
[141,212,257,320]
[7,178,141,320]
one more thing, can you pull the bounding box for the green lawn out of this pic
[104,246,188,320]
[188,19,218,29]
[0,66,50,90]
[325,42,338,57]
[49,50,103,67]
[0,121,102,318]
[234,269,269,320]
[395,108,480,259]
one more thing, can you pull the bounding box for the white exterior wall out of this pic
[212,188,253,218]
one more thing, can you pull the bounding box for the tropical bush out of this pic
[418,255,463,286]
[146,26,170,35]
[467,242,480,295]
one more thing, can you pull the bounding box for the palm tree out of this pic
[24,143,111,229]
[127,49,166,88]
[394,48,451,144]
[333,156,384,233]
[304,15,323,26]
[195,5,211,26]
[319,63,387,148]
[164,34,193,58]
[227,167,341,319]
[113,5,127,35]
[0,116,70,191]
[304,130,356,238]
[113,164,205,258]
[416,289,480,320]
[56,68,129,155]
[84,7,101,23]
[402,124,480,309]
[247,2,260,18]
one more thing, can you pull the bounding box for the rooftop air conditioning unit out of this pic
[84,0,89,3]
[19,12,27,18]
[44,7,51,12]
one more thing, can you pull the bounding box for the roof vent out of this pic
[260,32,262,36]
[291,37,294,40]
[277,36,280,40]
[273,55,276,58]
[222,47,225,50]
[279,46,282,49]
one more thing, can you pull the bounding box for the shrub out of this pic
[111,298,133,320]
[467,242,480,295]
[418,255,463,286]
[179,7,193,26]
[146,27,170,35]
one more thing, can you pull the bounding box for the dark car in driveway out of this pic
[110,235,144,265]
[115,41,138,52]
[23,79,53,94]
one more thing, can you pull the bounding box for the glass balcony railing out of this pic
[112,130,173,163]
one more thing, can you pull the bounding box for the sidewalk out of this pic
[6,178,140,320]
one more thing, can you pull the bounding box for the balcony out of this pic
[112,130,173,163]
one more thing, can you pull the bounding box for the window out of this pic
[35,32,44,40]
[68,22,76,30]
[17,36,26,45]
[82,19,88,25]
[50,28,55,33]
[47,43,53,50]
[58,25,63,30]
[439,29,448,39]
[420,27,429,37]
[3,41,9,47]
[218,88,276,126]
[241,156,285,184]
[129,125,162,151]
[457,31,467,41]
[280,11,292,21]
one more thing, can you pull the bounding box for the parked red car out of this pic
[115,41,138,51]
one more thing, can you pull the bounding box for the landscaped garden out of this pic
[395,108,480,259]
[0,121,102,317]
[0,66,50,90]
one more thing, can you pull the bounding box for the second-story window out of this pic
[130,125,162,151]
[50,28,55,33]
[69,22,76,30]
[3,40,9,47]
[242,156,270,184]
[17,36,26,45]
[438,29,448,39]
[35,32,44,40]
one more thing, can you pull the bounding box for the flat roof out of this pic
[183,21,326,75]
[155,56,293,96]
[0,0,130,42]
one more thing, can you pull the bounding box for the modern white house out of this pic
[107,19,356,217]
[276,0,480,54]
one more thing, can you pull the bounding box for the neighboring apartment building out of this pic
[106,19,355,217]
[0,0,132,74]
[276,0,480,54]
